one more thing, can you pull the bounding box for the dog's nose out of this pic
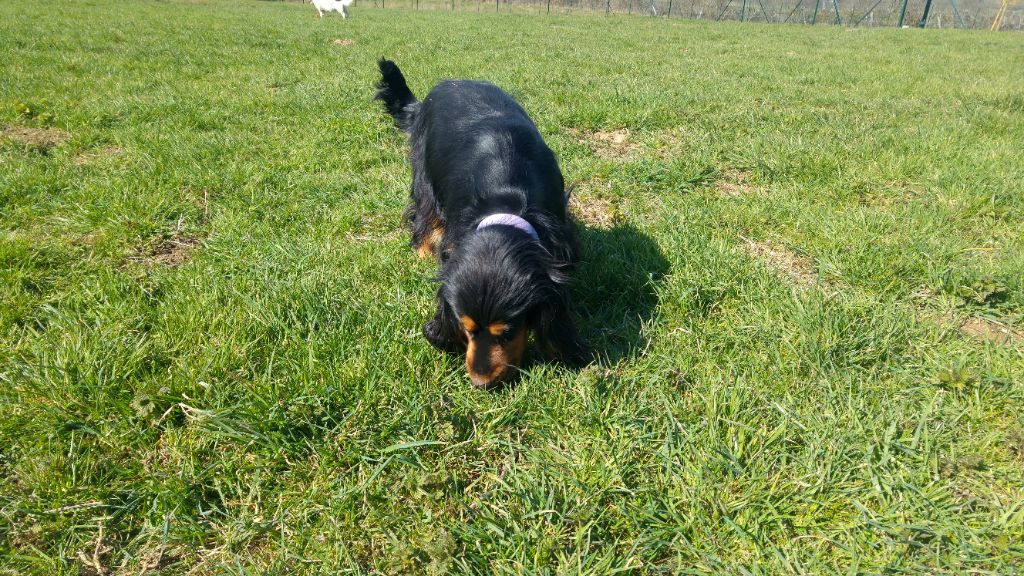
[469,368,511,390]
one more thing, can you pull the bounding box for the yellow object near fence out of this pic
[990,0,1017,30]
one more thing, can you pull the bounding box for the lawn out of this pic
[1,0,1023,573]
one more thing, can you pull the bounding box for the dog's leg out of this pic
[409,206,444,260]
[403,143,446,259]
[341,4,348,18]
[405,178,443,260]
[416,219,444,259]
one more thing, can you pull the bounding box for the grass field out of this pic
[2,0,1023,573]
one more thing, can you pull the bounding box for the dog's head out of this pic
[425,226,584,389]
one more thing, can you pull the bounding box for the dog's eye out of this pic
[495,326,516,342]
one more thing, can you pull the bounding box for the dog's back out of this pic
[419,81,566,221]
[376,60,569,241]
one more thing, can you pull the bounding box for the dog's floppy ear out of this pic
[533,292,590,367]
[423,293,465,354]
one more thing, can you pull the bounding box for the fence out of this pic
[350,0,1023,29]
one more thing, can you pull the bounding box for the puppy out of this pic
[311,0,353,18]
[375,59,588,389]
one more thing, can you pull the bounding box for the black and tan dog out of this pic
[375,59,588,388]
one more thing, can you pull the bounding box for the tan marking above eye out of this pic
[487,322,508,337]
[460,315,478,333]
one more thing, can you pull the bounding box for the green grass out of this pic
[2,0,1023,573]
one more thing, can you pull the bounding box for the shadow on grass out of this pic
[572,223,669,364]
[436,222,668,388]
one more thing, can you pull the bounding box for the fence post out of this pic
[949,0,964,27]
[606,0,610,13]
[548,0,551,12]
[917,0,934,26]
[896,0,908,26]
[667,0,672,15]
[628,0,632,12]
[756,0,769,21]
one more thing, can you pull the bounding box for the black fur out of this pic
[374,59,419,132]
[375,59,589,384]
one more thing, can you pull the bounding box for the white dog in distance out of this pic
[311,0,353,18]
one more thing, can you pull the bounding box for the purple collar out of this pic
[476,213,539,241]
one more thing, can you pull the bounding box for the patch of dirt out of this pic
[854,179,926,207]
[3,126,70,152]
[72,145,124,166]
[132,232,202,267]
[570,194,618,229]
[131,543,182,574]
[909,286,940,306]
[886,179,927,197]
[647,127,689,158]
[909,287,958,327]
[567,128,635,160]
[872,180,929,207]
[76,526,112,576]
[332,38,355,46]
[741,237,819,289]
[140,434,176,475]
[960,316,1022,346]
[909,287,1021,348]
[716,169,756,197]
[568,179,622,229]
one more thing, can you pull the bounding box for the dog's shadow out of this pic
[571,223,670,364]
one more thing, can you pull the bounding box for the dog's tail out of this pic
[375,59,418,133]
